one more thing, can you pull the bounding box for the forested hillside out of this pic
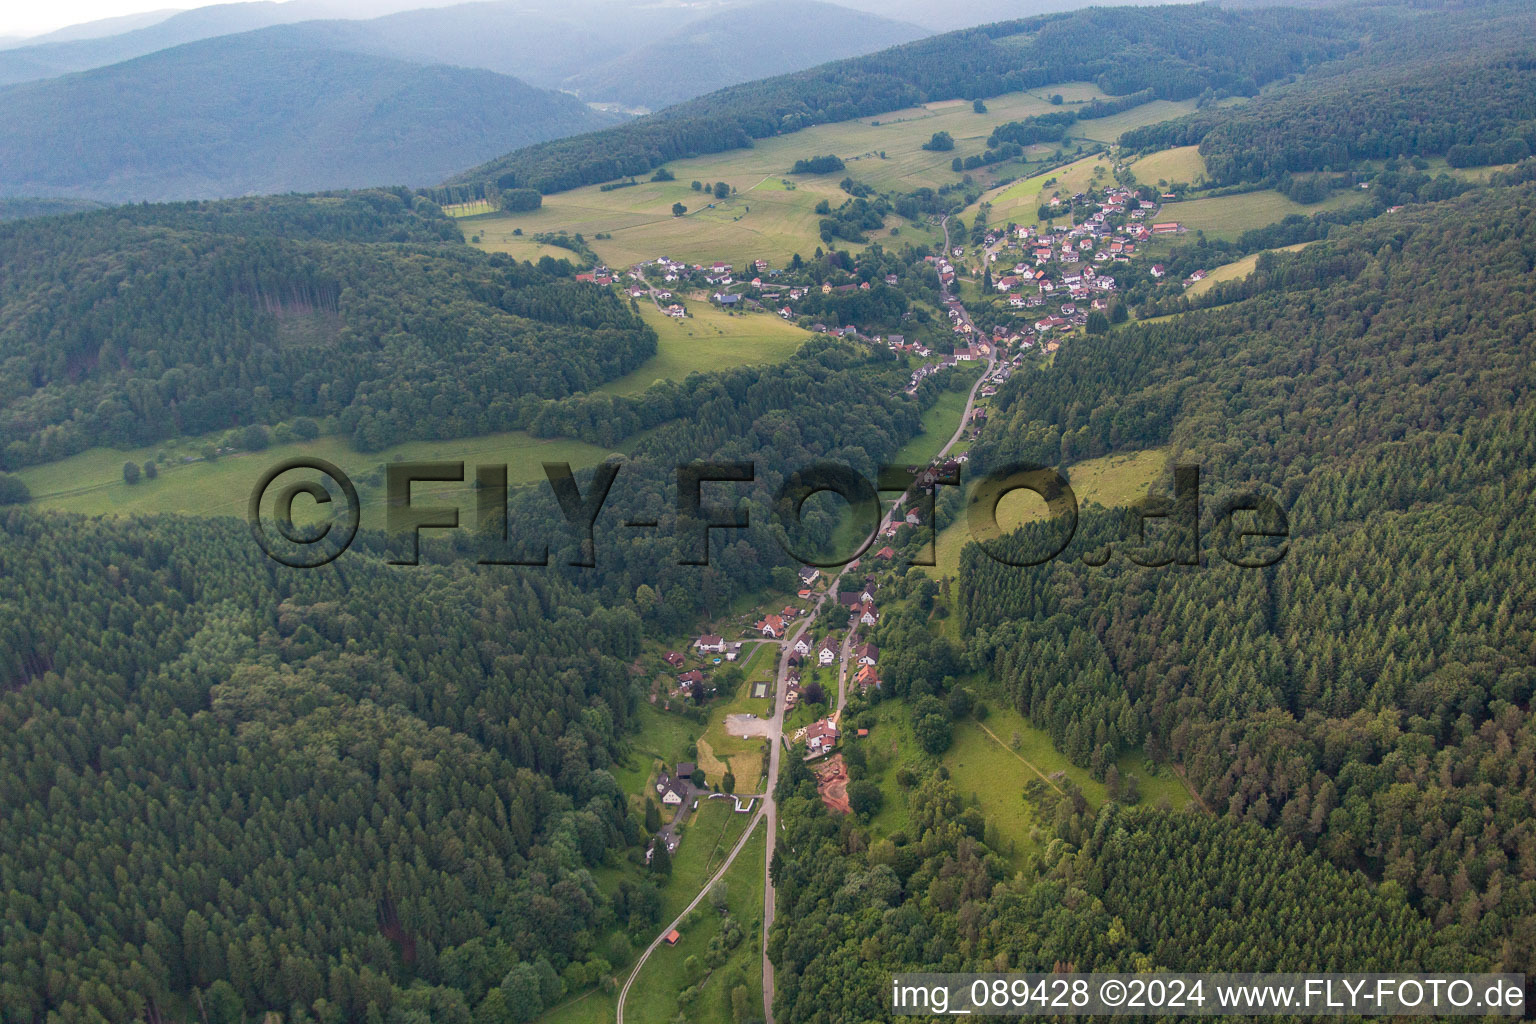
[563,0,925,111]
[954,178,1536,966]
[0,33,612,202]
[454,3,1358,194]
[0,512,645,1022]
[1123,50,1536,183]
[768,763,1473,1022]
[0,191,654,468]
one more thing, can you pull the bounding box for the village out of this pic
[566,178,1193,402]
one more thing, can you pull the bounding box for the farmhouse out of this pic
[757,614,785,638]
[656,770,688,806]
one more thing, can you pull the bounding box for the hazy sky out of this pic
[4,2,186,36]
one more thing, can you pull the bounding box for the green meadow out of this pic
[1186,241,1316,297]
[890,365,985,467]
[1129,144,1208,186]
[624,820,767,1024]
[15,429,619,531]
[467,87,1120,269]
[1158,188,1367,241]
[928,445,1170,580]
[599,303,810,396]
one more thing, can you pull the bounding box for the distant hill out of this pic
[0,0,469,85]
[563,0,927,110]
[0,0,926,103]
[0,34,614,202]
[453,3,1363,195]
[0,197,106,221]
[240,0,677,92]
[0,9,184,49]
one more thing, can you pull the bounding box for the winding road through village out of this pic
[617,219,996,1024]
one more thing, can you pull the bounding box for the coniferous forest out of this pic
[5,1,1536,1023]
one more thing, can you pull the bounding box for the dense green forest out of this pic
[1123,50,1536,183]
[453,3,1357,194]
[948,180,1536,967]
[0,513,646,1023]
[0,323,946,1024]
[768,762,1473,1021]
[0,191,654,468]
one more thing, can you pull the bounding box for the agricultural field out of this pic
[928,445,1170,579]
[1071,99,1203,143]
[599,302,811,396]
[14,429,619,531]
[1129,145,1208,187]
[1186,241,1315,298]
[1158,188,1367,240]
[468,87,1123,269]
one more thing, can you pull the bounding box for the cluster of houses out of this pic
[668,636,747,700]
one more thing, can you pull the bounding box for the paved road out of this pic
[759,242,995,1024]
[621,226,998,1024]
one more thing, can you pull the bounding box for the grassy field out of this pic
[624,819,766,1024]
[457,217,585,262]
[857,673,1189,864]
[658,799,755,923]
[615,703,706,808]
[599,302,810,396]
[928,446,1169,579]
[1071,99,1203,143]
[1159,188,1366,240]
[466,88,1125,269]
[1129,145,1207,187]
[890,367,985,467]
[1186,241,1315,298]
[944,695,1191,860]
[972,151,1115,227]
[15,429,619,531]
